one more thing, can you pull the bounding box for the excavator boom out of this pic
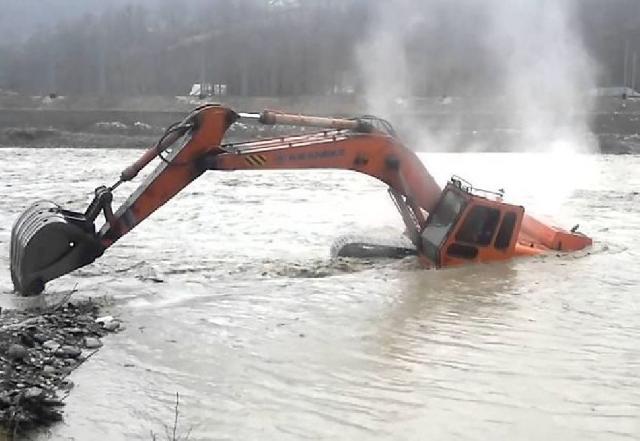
[9,105,592,295]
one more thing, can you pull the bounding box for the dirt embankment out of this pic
[0,94,639,153]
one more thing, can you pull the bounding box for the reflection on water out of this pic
[0,149,639,440]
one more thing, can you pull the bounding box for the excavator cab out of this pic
[418,177,524,268]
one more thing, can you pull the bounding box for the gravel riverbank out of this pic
[0,297,120,438]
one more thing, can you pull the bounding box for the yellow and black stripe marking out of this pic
[244,154,268,167]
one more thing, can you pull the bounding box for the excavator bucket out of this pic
[10,201,103,295]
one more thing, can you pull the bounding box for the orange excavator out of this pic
[10,104,592,295]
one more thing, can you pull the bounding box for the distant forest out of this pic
[1,0,640,96]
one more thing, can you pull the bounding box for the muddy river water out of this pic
[0,148,639,440]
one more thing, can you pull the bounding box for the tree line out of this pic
[0,0,639,97]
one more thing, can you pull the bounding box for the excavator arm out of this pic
[10,105,441,295]
[98,104,237,247]
[204,129,443,246]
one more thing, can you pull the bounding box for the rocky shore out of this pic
[0,298,120,438]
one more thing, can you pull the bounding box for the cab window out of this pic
[446,243,478,259]
[422,191,466,247]
[494,212,517,250]
[455,206,500,246]
[420,190,466,263]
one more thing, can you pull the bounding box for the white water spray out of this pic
[356,0,600,216]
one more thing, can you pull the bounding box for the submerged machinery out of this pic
[10,105,592,295]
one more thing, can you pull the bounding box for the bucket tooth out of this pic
[10,201,103,295]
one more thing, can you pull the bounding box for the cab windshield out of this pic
[421,190,466,262]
